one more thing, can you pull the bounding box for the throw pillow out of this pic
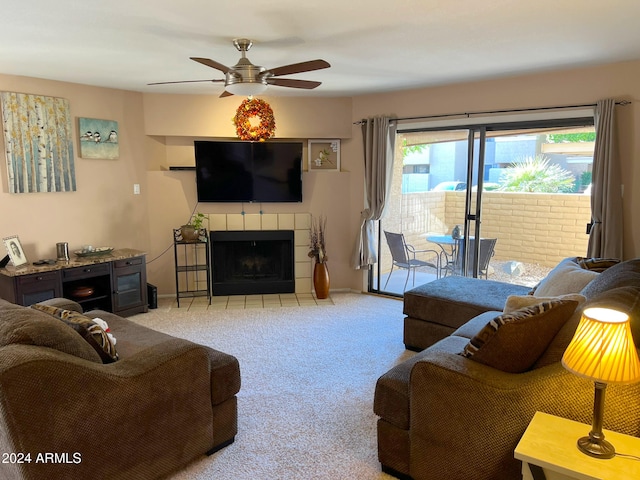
[575,257,620,272]
[580,258,640,299]
[533,258,599,297]
[31,304,118,363]
[504,293,586,314]
[460,299,579,373]
[0,304,102,363]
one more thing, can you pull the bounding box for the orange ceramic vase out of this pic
[313,262,330,299]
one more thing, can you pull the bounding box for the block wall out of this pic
[381,191,591,272]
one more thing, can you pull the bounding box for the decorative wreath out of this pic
[233,98,276,141]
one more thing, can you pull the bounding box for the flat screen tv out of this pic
[194,141,303,203]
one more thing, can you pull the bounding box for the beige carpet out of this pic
[129,292,414,480]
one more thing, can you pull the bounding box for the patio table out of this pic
[426,235,478,275]
[426,235,458,274]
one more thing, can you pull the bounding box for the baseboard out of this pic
[158,289,363,298]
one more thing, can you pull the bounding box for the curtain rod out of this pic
[353,100,631,125]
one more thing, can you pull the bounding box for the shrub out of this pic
[499,155,575,193]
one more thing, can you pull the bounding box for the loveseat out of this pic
[0,298,241,480]
[375,257,640,480]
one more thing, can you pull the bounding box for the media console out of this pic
[0,248,148,317]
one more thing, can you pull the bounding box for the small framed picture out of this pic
[78,117,119,159]
[308,139,340,172]
[3,235,28,267]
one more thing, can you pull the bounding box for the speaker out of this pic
[147,283,158,309]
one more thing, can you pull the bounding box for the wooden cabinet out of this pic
[62,263,112,312]
[0,249,147,317]
[111,256,148,316]
[6,271,63,306]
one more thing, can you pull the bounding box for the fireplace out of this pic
[210,230,295,296]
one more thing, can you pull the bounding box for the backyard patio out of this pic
[378,259,549,296]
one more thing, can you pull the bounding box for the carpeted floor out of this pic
[129,292,414,480]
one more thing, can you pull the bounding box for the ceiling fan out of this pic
[148,38,330,97]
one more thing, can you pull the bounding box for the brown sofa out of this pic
[375,258,640,480]
[0,298,240,480]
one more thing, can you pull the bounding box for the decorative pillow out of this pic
[580,258,640,299]
[575,257,620,272]
[533,258,599,297]
[504,293,586,314]
[31,304,118,363]
[0,305,102,363]
[460,299,579,373]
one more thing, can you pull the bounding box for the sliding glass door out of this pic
[371,118,595,296]
[370,128,475,295]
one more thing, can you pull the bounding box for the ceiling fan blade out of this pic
[147,79,224,85]
[267,78,322,89]
[190,57,231,74]
[219,90,234,98]
[267,59,330,77]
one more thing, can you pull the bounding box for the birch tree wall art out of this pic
[1,92,76,193]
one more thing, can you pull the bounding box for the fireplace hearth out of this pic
[210,230,295,296]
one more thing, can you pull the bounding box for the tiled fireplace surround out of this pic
[208,212,313,294]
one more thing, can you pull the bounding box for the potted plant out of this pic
[180,212,206,243]
[308,215,329,298]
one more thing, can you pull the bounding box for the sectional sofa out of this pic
[375,257,640,480]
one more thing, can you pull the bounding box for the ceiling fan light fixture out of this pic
[225,82,268,96]
[153,38,330,95]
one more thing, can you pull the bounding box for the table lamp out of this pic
[562,307,640,458]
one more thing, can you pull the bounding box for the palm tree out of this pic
[499,155,575,193]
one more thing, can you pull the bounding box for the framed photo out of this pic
[3,235,28,267]
[308,140,340,172]
[78,117,119,159]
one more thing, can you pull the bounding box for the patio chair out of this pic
[443,237,497,279]
[383,231,440,291]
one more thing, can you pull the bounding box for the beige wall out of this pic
[142,94,353,139]
[350,59,640,291]
[0,74,150,263]
[145,168,353,295]
[142,93,355,295]
[1,59,639,297]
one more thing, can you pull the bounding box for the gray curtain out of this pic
[352,116,397,269]
[587,99,623,258]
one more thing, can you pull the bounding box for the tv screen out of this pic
[195,141,302,203]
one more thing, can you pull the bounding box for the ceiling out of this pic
[2,0,640,98]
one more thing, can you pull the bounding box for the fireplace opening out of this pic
[210,230,295,296]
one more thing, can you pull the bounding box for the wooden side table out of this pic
[515,411,640,480]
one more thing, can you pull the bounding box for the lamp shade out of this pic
[562,307,640,384]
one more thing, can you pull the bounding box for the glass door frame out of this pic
[458,127,486,277]
[369,116,595,295]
